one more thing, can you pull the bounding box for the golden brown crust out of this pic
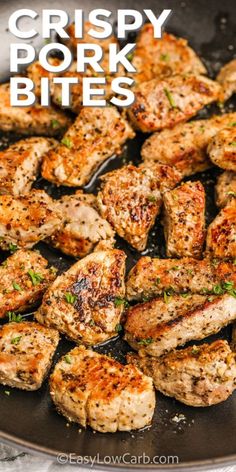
[206,199,236,259]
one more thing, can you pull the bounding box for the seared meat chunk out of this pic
[128,75,220,133]
[125,293,236,356]
[163,181,205,258]
[42,107,134,187]
[0,190,62,250]
[131,25,206,84]
[215,171,236,208]
[36,249,126,345]
[50,345,155,432]
[206,199,236,259]
[49,191,114,258]
[0,249,57,318]
[128,340,236,407]
[208,127,236,171]
[126,256,236,301]
[0,137,57,196]
[0,83,71,135]
[97,163,182,251]
[217,59,236,102]
[63,21,118,56]
[141,113,236,176]
[0,322,59,390]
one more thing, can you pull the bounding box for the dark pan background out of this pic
[0,0,236,469]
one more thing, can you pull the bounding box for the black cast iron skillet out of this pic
[0,0,236,469]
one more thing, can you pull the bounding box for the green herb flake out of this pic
[64,292,77,304]
[227,191,236,197]
[147,195,157,203]
[4,390,10,396]
[229,141,236,146]
[9,243,18,253]
[28,270,44,286]
[170,266,180,271]
[138,337,153,346]
[126,52,134,62]
[11,335,22,345]
[12,282,22,291]
[61,137,72,149]
[180,292,190,298]
[228,122,236,127]
[64,355,72,364]
[160,53,170,62]
[7,312,23,323]
[51,119,60,129]
[164,88,176,108]
[163,290,172,304]
[213,284,224,295]
[191,347,199,356]
[114,297,129,308]
[156,277,161,285]
[115,323,123,333]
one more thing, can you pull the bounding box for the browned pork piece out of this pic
[0,321,59,390]
[50,345,155,432]
[62,21,118,56]
[0,137,57,196]
[208,127,236,171]
[124,293,236,357]
[42,106,134,187]
[163,181,205,258]
[215,171,236,208]
[217,59,236,102]
[128,74,220,133]
[48,191,114,258]
[0,83,71,135]
[0,190,62,250]
[0,249,57,318]
[126,256,236,301]
[127,340,236,407]
[206,199,236,259]
[97,163,182,251]
[36,249,126,345]
[130,24,206,84]
[141,113,236,176]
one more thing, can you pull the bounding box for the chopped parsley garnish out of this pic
[211,281,236,298]
[163,290,172,303]
[229,141,236,146]
[64,355,72,364]
[114,297,129,308]
[160,53,170,62]
[156,277,161,284]
[28,270,44,286]
[126,52,134,62]
[227,191,236,197]
[9,243,18,253]
[180,292,190,298]
[191,347,199,356]
[138,337,153,346]
[12,282,22,291]
[4,390,10,396]
[213,284,224,295]
[7,312,23,322]
[11,336,22,345]
[64,292,77,304]
[89,319,95,327]
[51,119,60,129]
[147,195,157,203]
[115,323,123,333]
[170,266,180,271]
[164,88,176,108]
[61,137,72,148]
[229,122,236,127]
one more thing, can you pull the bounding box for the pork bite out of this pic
[0,137,57,196]
[0,249,57,318]
[48,191,115,258]
[0,189,62,250]
[36,249,126,345]
[50,345,155,432]
[127,340,236,407]
[0,321,59,390]
[217,59,236,102]
[208,127,236,171]
[128,75,220,133]
[215,171,236,208]
[0,83,71,136]
[206,199,236,259]
[163,181,205,258]
[62,21,118,56]
[97,163,182,251]
[42,106,135,187]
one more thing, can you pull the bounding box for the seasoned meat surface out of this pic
[127,340,236,407]
[215,171,236,208]
[0,249,57,318]
[0,83,71,135]
[206,199,236,259]
[97,163,182,251]
[128,75,220,133]
[36,249,126,345]
[125,293,236,357]
[217,59,236,102]
[0,321,59,390]
[163,181,205,258]
[49,191,114,258]
[42,107,135,187]
[208,127,236,171]
[126,256,236,301]
[0,137,57,196]
[50,345,155,432]
[141,113,236,176]
[0,190,62,249]
[63,21,118,56]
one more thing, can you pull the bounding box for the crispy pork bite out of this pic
[50,345,155,432]
[0,83,71,135]
[41,106,135,187]
[127,75,220,133]
[36,249,126,345]
[126,256,236,301]
[215,171,236,208]
[48,191,114,258]
[0,137,57,196]
[97,163,182,251]
[217,59,236,102]
[208,127,236,171]
[124,293,236,357]
[130,25,206,84]
[62,21,118,56]
[127,340,236,407]
[163,181,205,258]
[141,113,236,176]
[0,321,59,390]
[206,199,236,259]
[0,189,62,250]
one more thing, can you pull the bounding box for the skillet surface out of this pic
[0,0,236,469]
